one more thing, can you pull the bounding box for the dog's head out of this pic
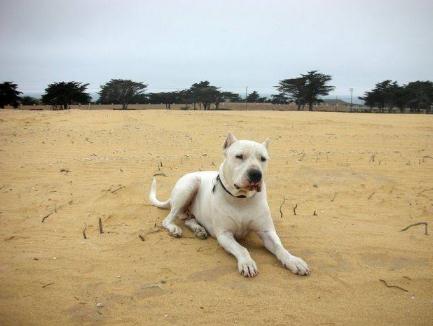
[221,133,270,196]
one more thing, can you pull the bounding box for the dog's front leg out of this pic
[257,230,310,276]
[217,231,258,277]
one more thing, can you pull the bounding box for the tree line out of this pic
[1,72,432,113]
[360,80,433,113]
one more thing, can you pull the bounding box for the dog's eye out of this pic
[260,156,267,162]
[235,154,244,160]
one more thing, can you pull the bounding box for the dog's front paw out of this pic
[166,224,183,238]
[194,228,208,240]
[282,255,310,276]
[238,258,258,278]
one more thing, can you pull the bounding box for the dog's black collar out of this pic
[214,175,247,198]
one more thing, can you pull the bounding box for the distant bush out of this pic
[21,96,39,105]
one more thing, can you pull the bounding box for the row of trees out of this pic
[0,72,336,110]
[1,72,432,112]
[360,80,433,113]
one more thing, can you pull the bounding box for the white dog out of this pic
[149,133,310,277]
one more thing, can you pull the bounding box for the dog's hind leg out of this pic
[162,174,200,238]
[184,218,208,239]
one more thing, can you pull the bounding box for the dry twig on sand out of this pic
[41,282,55,288]
[41,201,73,223]
[138,227,162,240]
[157,161,163,171]
[109,185,125,193]
[279,197,286,218]
[99,218,104,234]
[82,225,87,239]
[379,279,408,292]
[293,204,298,216]
[153,173,167,177]
[41,211,54,223]
[400,222,428,235]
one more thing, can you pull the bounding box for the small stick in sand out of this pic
[41,211,54,223]
[379,279,408,292]
[279,197,286,218]
[153,173,167,177]
[110,185,125,193]
[313,210,317,216]
[367,191,375,200]
[293,204,298,216]
[99,218,104,234]
[82,225,87,239]
[41,282,55,288]
[138,234,145,241]
[400,222,428,235]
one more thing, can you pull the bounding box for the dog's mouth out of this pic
[234,182,262,192]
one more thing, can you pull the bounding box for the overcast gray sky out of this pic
[1,0,432,97]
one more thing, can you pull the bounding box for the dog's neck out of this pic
[218,163,257,199]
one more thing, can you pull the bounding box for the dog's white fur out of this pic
[149,133,310,277]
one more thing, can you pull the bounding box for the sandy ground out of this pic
[0,109,432,325]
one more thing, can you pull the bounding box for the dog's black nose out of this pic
[248,169,262,183]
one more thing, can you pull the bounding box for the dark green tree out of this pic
[405,81,433,113]
[247,91,266,103]
[393,85,409,113]
[360,80,403,113]
[277,71,334,110]
[359,88,382,111]
[41,81,90,109]
[158,92,180,109]
[276,77,306,110]
[221,91,241,102]
[0,82,22,108]
[188,81,221,110]
[99,79,147,109]
[301,71,335,111]
[130,93,149,104]
[270,93,289,104]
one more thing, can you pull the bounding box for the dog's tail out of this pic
[149,177,171,209]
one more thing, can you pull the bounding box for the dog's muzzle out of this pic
[234,168,263,192]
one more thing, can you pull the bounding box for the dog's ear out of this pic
[223,133,238,149]
[262,138,270,149]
